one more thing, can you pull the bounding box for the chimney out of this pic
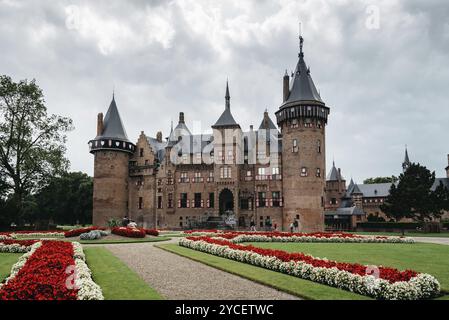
[97,113,104,136]
[283,70,290,102]
[338,168,341,180]
[179,112,185,124]
[156,131,162,143]
[250,125,253,131]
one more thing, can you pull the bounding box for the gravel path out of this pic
[105,240,298,300]
[411,237,449,246]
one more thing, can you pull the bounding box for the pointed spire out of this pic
[402,145,411,172]
[225,79,230,110]
[327,160,340,181]
[212,80,239,128]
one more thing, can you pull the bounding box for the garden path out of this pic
[104,239,299,300]
[411,237,449,246]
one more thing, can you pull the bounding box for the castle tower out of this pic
[275,34,330,232]
[88,94,136,226]
[211,81,242,217]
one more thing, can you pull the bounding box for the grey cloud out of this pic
[0,0,448,182]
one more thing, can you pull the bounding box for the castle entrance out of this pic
[219,188,234,215]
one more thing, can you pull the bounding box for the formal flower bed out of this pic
[217,231,415,244]
[0,241,103,300]
[111,227,146,238]
[0,240,39,253]
[64,226,105,238]
[179,237,440,300]
[182,230,414,243]
[0,231,65,239]
[144,229,159,236]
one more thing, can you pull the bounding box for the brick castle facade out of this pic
[89,35,330,232]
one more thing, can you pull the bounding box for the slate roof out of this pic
[327,161,344,181]
[325,206,365,216]
[282,36,324,106]
[212,81,239,128]
[258,112,278,130]
[97,96,130,142]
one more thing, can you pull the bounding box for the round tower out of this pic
[88,94,136,226]
[275,35,330,232]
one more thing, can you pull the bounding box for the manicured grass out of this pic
[0,253,22,282]
[246,242,449,293]
[157,243,369,300]
[84,247,163,300]
[354,231,449,238]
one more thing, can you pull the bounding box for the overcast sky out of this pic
[1,0,448,183]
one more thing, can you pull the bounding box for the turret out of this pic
[88,94,135,226]
[275,34,330,232]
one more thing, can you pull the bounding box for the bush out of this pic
[107,218,122,228]
[144,229,159,236]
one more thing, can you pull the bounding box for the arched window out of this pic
[317,140,321,153]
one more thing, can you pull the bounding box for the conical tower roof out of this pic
[259,110,277,130]
[97,95,130,142]
[283,36,324,106]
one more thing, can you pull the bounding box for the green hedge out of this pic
[356,222,422,230]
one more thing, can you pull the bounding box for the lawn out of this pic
[157,243,369,300]
[84,247,163,300]
[0,253,21,282]
[246,242,449,293]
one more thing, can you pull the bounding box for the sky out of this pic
[1,0,448,183]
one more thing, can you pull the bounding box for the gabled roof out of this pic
[351,183,363,194]
[258,111,277,130]
[97,95,130,142]
[283,36,324,106]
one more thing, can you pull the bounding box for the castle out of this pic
[89,35,329,232]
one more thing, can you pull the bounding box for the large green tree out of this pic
[0,75,73,226]
[31,172,93,225]
[381,163,449,224]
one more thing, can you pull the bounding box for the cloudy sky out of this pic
[1,0,448,183]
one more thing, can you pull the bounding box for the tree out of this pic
[0,75,73,227]
[430,181,449,220]
[380,163,446,228]
[33,172,93,226]
[363,176,398,184]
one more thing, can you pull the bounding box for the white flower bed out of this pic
[0,235,12,241]
[0,242,43,290]
[71,242,104,300]
[179,238,440,300]
[0,242,33,253]
[224,234,415,244]
[11,232,65,239]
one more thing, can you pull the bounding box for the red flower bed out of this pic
[188,236,418,283]
[111,227,146,238]
[0,239,39,246]
[144,229,159,236]
[184,229,220,234]
[64,226,104,238]
[0,241,78,300]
